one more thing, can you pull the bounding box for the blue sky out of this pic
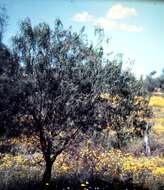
[1,0,164,77]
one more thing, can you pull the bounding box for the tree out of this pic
[99,58,152,150]
[144,71,158,93]
[144,69,164,92]
[12,18,110,187]
[10,18,152,187]
[157,69,164,90]
[0,43,19,137]
[0,5,8,42]
[0,5,20,137]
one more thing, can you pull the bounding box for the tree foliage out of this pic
[0,42,19,136]
[0,5,8,42]
[144,69,164,92]
[11,18,111,186]
[99,61,151,148]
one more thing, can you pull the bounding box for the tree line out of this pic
[144,70,164,93]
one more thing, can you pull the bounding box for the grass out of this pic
[0,147,164,190]
[0,94,164,190]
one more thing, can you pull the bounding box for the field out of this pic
[0,94,164,190]
[0,1,164,190]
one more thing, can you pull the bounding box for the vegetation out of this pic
[0,5,8,42]
[0,6,163,190]
[144,70,164,93]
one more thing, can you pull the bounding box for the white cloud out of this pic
[72,4,143,33]
[107,4,137,20]
[94,4,142,32]
[95,17,117,30]
[72,11,93,22]
[95,18,143,32]
[119,23,143,32]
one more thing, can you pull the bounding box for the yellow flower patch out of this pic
[149,96,164,107]
[152,125,164,134]
[152,167,164,175]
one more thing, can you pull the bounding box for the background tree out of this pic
[144,69,164,93]
[0,5,19,137]
[144,71,158,93]
[156,69,164,91]
[0,43,19,136]
[0,5,8,42]
[99,58,152,150]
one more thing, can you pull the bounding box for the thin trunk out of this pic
[116,132,123,150]
[144,124,151,156]
[42,161,53,189]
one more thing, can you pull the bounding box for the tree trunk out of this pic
[42,161,53,189]
[144,124,151,156]
[116,132,123,150]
